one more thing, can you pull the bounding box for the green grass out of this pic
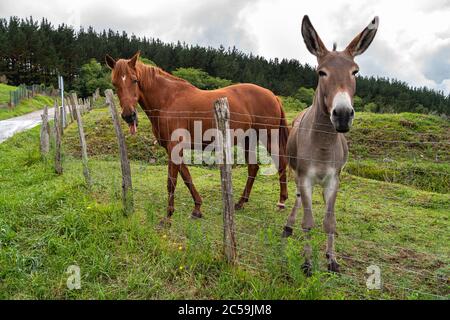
[0,83,17,105]
[348,112,449,162]
[0,94,55,120]
[0,113,448,299]
[345,159,449,194]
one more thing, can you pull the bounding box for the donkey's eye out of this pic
[318,70,328,77]
[352,70,359,76]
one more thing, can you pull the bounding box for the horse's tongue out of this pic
[129,122,137,135]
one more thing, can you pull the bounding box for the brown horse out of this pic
[282,15,379,275]
[105,52,289,222]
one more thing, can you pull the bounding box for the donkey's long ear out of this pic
[105,54,116,69]
[346,17,379,57]
[128,51,141,69]
[301,15,328,58]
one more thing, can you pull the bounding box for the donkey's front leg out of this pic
[299,177,314,276]
[323,176,340,273]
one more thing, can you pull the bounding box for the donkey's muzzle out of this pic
[332,107,354,133]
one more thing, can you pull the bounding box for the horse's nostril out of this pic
[121,111,137,124]
[333,109,338,117]
[350,109,355,117]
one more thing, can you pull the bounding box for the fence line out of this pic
[95,108,450,144]
[8,84,56,108]
[41,91,448,300]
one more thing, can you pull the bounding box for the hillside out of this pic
[62,101,449,194]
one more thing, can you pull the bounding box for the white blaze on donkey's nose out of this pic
[331,91,353,115]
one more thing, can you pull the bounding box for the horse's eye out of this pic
[352,70,359,76]
[132,79,138,84]
[318,70,328,77]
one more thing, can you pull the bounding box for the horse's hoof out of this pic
[302,262,313,277]
[277,202,286,210]
[158,218,172,229]
[328,260,340,273]
[282,226,293,238]
[235,203,244,211]
[191,211,203,219]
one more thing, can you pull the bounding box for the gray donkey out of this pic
[282,15,379,275]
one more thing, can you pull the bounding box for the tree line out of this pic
[0,16,449,115]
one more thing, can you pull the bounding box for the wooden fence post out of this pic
[66,98,74,123]
[214,97,237,264]
[40,105,50,156]
[69,93,92,188]
[105,89,134,215]
[71,99,76,120]
[89,96,93,111]
[94,88,99,101]
[54,100,63,174]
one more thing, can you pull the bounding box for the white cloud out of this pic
[1,0,450,93]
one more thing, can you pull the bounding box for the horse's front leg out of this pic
[323,176,340,273]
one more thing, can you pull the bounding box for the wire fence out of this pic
[8,83,56,108]
[48,93,449,300]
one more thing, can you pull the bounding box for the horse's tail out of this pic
[275,96,290,206]
[276,96,290,159]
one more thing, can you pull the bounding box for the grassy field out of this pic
[0,83,17,105]
[0,83,54,120]
[0,101,448,300]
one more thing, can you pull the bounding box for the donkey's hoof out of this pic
[302,262,313,277]
[327,261,340,273]
[158,217,172,229]
[282,226,293,238]
[235,203,244,211]
[191,211,203,219]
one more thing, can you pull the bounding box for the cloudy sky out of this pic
[1,0,450,93]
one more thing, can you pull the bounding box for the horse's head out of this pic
[105,51,141,135]
[301,15,378,133]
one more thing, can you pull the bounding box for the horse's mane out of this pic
[135,62,195,88]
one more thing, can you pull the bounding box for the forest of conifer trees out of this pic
[0,16,449,115]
